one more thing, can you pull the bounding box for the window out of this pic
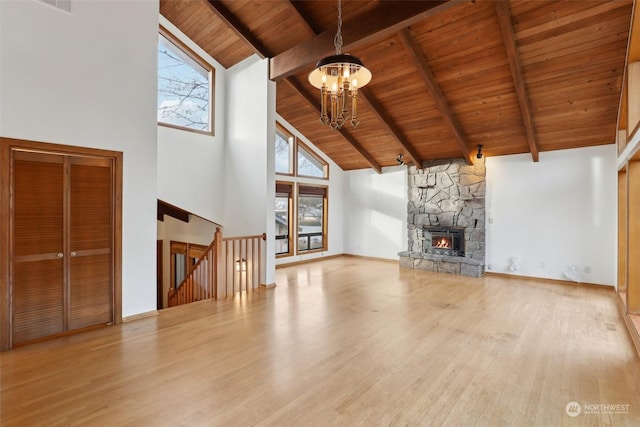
[275,122,328,179]
[275,125,293,175]
[158,28,214,134]
[275,182,293,256]
[297,185,327,253]
[297,143,328,178]
[275,123,329,257]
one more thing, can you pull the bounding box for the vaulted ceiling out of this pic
[160,0,633,171]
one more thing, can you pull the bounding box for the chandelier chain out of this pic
[334,0,343,55]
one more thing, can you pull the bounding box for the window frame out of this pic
[275,123,294,176]
[274,122,330,258]
[275,181,293,257]
[296,184,328,254]
[296,141,329,180]
[158,26,215,136]
[275,122,328,180]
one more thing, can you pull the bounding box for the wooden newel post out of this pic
[215,227,224,299]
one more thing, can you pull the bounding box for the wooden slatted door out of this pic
[12,151,66,344]
[11,151,114,345]
[68,157,113,330]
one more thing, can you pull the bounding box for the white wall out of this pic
[0,0,159,316]
[224,56,269,235]
[224,56,277,284]
[344,166,408,260]
[485,145,617,286]
[274,115,346,266]
[157,16,227,224]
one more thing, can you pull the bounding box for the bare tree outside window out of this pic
[158,33,211,132]
[298,145,325,177]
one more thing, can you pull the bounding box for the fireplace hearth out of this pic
[424,226,465,257]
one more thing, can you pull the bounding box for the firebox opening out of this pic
[433,236,453,248]
[424,226,465,257]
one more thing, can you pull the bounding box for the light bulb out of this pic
[351,78,358,89]
[331,82,338,93]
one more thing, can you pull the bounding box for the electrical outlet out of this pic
[487,264,492,270]
[540,262,545,269]
[584,266,591,274]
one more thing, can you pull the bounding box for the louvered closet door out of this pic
[68,157,113,330]
[12,152,65,344]
[11,151,114,345]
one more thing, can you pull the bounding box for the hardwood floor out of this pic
[2,257,639,426]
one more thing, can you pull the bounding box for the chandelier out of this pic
[308,0,372,130]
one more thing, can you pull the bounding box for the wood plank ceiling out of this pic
[161,0,633,171]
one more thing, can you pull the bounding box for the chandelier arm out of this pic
[351,89,359,127]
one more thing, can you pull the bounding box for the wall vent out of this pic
[38,0,72,13]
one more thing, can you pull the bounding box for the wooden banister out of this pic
[218,232,266,299]
[169,228,265,307]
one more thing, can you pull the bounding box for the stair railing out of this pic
[218,232,266,298]
[168,228,266,306]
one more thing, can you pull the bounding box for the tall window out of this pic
[275,182,292,256]
[275,123,329,257]
[297,185,327,252]
[158,28,214,134]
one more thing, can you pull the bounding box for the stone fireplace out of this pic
[399,158,485,277]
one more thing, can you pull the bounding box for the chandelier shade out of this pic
[308,54,372,90]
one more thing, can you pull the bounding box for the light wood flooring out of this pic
[1,256,639,426]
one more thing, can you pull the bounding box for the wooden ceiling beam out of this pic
[358,89,423,167]
[495,0,540,162]
[204,0,272,58]
[398,28,473,165]
[288,1,322,36]
[270,0,464,82]
[284,78,383,174]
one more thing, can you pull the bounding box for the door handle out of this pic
[70,252,77,257]
[57,253,64,258]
